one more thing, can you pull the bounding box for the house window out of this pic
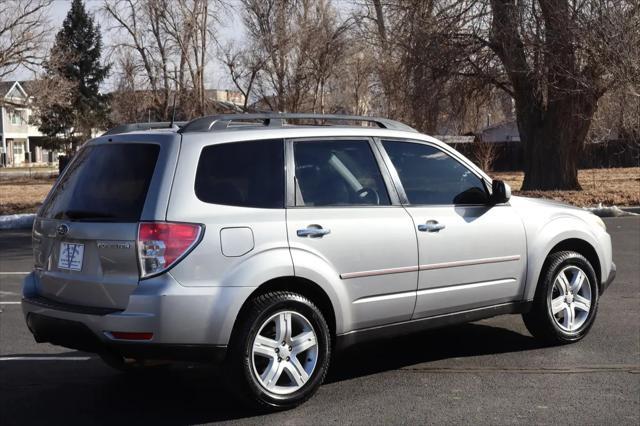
[10,110,24,125]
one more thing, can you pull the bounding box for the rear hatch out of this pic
[33,141,164,310]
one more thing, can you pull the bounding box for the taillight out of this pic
[137,222,203,278]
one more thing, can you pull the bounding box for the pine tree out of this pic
[38,0,110,144]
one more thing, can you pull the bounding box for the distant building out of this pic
[478,121,521,143]
[205,89,246,112]
[0,81,59,167]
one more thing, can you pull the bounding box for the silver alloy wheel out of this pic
[549,265,592,332]
[251,311,319,395]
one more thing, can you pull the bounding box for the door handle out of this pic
[418,220,445,233]
[297,225,331,238]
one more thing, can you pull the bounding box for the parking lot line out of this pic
[0,272,30,275]
[0,301,21,305]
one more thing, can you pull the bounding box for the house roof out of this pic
[0,80,29,99]
[481,120,517,132]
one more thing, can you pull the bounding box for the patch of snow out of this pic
[0,214,36,230]
[585,204,639,218]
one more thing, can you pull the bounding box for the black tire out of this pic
[523,251,599,344]
[225,291,331,411]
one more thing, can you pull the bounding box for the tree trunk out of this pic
[489,0,604,191]
[519,120,582,190]
[517,92,598,190]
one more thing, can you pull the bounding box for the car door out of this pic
[378,139,527,319]
[286,138,418,330]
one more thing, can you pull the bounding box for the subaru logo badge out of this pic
[57,224,69,236]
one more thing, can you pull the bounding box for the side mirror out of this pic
[490,180,511,204]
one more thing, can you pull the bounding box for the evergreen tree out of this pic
[38,0,110,144]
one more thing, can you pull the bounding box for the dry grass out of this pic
[0,168,638,215]
[492,167,640,207]
[0,177,56,215]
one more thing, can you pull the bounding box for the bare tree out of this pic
[486,0,639,190]
[307,1,351,113]
[0,0,52,82]
[239,0,349,113]
[220,42,265,111]
[103,0,224,120]
[355,1,495,133]
[359,0,638,189]
[473,137,498,171]
[102,0,172,119]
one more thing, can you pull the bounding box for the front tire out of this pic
[225,291,331,410]
[523,251,599,344]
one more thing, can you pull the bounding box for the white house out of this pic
[0,81,58,167]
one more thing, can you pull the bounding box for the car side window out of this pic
[195,139,285,208]
[382,140,489,205]
[293,140,391,207]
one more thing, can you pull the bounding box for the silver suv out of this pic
[22,114,615,409]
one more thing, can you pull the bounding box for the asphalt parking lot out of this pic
[1,217,638,425]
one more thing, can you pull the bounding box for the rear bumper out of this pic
[22,272,255,361]
[600,262,616,295]
[25,312,226,362]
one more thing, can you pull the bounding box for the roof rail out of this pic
[102,121,187,136]
[179,113,417,133]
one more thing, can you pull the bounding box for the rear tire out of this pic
[225,291,331,411]
[523,251,599,344]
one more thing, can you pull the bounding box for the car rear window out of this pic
[40,143,160,221]
[195,140,285,208]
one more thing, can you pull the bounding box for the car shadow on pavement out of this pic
[0,323,546,425]
[327,322,546,383]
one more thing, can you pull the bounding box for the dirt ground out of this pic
[0,168,638,215]
[492,167,640,207]
[0,177,56,215]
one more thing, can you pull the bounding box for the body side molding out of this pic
[340,255,521,280]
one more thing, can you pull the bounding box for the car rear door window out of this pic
[40,143,160,221]
[382,140,489,205]
[293,140,390,206]
[195,139,285,208]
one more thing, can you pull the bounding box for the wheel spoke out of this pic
[285,356,310,387]
[551,296,567,315]
[291,331,317,355]
[261,358,286,388]
[573,295,591,313]
[562,305,576,330]
[556,272,571,295]
[275,312,292,343]
[570,270,586,294]
[253,335,278,358]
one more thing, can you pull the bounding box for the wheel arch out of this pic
[547,238,601,288]
[229,276,338,345]
[523,217,606,301]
